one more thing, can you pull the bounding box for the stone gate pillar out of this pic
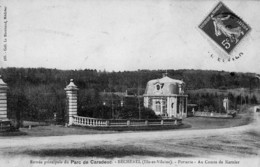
[0,76,8,121]
[64,79,78,126]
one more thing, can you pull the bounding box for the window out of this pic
[155,101,161,113]
[162,100,167,116]
[177,97,180,114]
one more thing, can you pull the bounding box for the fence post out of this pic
[174,120,178,125]
[127,120,130,126]
[161,120,164,125]
[145,120,148,126]
[106,120,110,126]
[64,79,78,126]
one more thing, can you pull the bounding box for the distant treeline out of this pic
[188,92,258,113]
[0,67,259,124]
[1,68,259,91]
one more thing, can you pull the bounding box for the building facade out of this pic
[143,75,188,118]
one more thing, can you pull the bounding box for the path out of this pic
[0,112,259,150]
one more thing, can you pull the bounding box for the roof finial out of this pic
[162,70,168,77]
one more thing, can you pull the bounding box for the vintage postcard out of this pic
[0,0,260,167]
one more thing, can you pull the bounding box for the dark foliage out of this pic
[188,92,258,113]
[117,106,158,119]
[78,104,158,120]
[0,67,259,123]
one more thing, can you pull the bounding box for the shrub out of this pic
[78,105,159,120]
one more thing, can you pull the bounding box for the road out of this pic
[0,110,259,166]
[0,112,259,149]
[0,116,257,148]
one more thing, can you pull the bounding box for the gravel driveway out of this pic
[0,111,259,167]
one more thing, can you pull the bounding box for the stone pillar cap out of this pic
[65,79,78,90]
[0,75,8,89]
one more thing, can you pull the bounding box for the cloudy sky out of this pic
[1,0,260,73]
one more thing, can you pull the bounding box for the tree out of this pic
[1,67,259,123]
[250,95,258,104]
[209,105,214,112]
[8,89,29,128]
[228,93,235,109]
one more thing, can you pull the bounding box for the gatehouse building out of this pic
[143,75,188,118]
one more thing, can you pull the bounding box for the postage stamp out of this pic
[199,1,251,54]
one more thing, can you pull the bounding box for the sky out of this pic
[1,0,260,73]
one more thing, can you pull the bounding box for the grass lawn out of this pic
[19,125,117,137]
[183,113,253,129]
[0,110,253,137]
[18,124,190,137]
[15,112,252,137]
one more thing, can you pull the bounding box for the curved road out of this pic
[0,112,259,150]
